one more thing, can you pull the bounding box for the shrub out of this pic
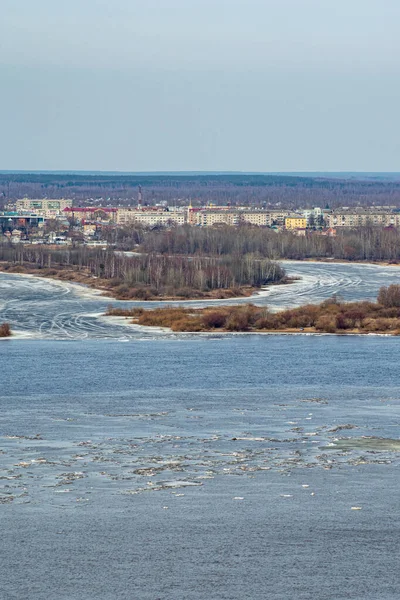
[202,310,228,329]
[9,265,24,273]
[362,317,400,332]
[225,309,251,331]
[116,284,130,295]
[335,313,351,330]
[137,308,192,328]
[315,315,337,333]
[0,323,11,337]
[254,315,281,330]
[377,285,400,308]
[176,288,194,298]
[108,278,123,288]
[320,294,343,307]
[170,317,204,332]
[340,308,367,328]
[105,306,144,317]
[130,287,152,300]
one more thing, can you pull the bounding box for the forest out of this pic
[116,224,400,263]
[2,172,400,208]
[0,244,285,300]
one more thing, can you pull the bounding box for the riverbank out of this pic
[105,290,400,335]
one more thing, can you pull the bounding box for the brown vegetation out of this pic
[0,322,11,337]
[106,285,400,335]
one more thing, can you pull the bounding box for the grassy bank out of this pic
[106,285,400,335]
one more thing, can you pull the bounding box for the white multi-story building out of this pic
[302,207,323,225]
[117,208,186,227]
[325,209,399,228]
[188,208,291,227]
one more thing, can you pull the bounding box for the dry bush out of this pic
[321,303,341,315]
[202,309,228,329]
[131,308,145,317]
[276,309,293,326]
[107,278,123,288]
[106,306,144,317]
[175,288,195,298]
[129,287,153,300]
[225,308,252,331]
[280,305,320,328]
[43,268,58,276]
[115,284,130,296]
[245,305,268,325]
[335,314,352,330]
[254,315,281,330]
[340,308,368,328]
[389,318,400,330]
[362,317,399,332]
[105,297,400,335]
[315,315,337,333]
[0,323,11,337]
[320,295,342,308]
[378,285,400,308]
[137,308,192,328]
[376,306,400,318]
[169,317,204,332]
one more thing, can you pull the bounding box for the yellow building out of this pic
[285,216,307,230]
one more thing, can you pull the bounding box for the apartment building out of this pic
[188,209,240,227]
[302,207,323,224]
[16,198,71,218]
[239,211,270,226]
[116,208,186,227]
[285,216,307,230]
[267,210,292,226]
[63,207,117,223]
[325,210,400,228]
[188,208,291,227]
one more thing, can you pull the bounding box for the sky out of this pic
[1,0,400,172]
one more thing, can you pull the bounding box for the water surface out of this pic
[1,336,400,599]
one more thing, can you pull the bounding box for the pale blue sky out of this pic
[1,0,399,171]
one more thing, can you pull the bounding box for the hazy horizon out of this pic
[2,170,400,178]
[1,1,399,171]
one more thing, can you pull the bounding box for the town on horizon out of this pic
[2,195,400,247]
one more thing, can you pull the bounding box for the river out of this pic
[1,260,400,339]
[1,262,400,599]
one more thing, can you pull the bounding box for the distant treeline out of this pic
[135,225,400,262]
[0,244,285,299]
[2,172,400,208]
